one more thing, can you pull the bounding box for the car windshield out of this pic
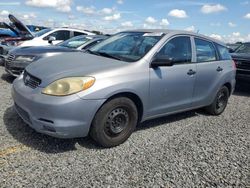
[58,36,92,48]
[234,43,250,53]
[88,32,164,62]
[33,28,52,37]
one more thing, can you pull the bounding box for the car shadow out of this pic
[233,82,250,97]
[1,73,15,84]
[4,106,202,153]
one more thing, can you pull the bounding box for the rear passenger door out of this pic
[192,37,223,107]
[149,36,196,117]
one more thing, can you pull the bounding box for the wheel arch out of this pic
[92,91,144,125]
[223,82,232,95]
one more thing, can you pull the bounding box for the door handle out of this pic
[216,66,223,72]
[187,69,196,75]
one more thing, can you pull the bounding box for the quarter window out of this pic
[155,36,192,64]
[216,44,232,60]
[74,32,86,37]
[195,38,217,62]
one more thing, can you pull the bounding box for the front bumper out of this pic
[12,77,105,138]
[0,56,5,66]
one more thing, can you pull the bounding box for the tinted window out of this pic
[58,36,91,48]
[74,31,86,36]
[155,36,192,64]
[216,44,232,60]
[34,28,52,37]
[195,38,216,62]
[44,30,70,40]
[235,43,250,53]
[82,40,102,50]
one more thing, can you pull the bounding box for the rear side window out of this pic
[195,38,217,62]
[44,30,70,41]
[74,32,86,36]
[216,44,232,60]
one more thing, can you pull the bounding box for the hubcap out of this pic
[105,108,129,135]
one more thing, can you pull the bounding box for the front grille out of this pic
[23,71,41,89]
[6,53,15,63]
[234,59,250,70]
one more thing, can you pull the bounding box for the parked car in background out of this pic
[0,22,18,38]
[26,25,48,32]
[227,42,242,52]
[0,44,13,66]
[230,42,250,82]
[0,14,34,44]
[2,27,95,47]
[12,29,236,147]
[5,35,108,76]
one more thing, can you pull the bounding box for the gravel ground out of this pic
[0,66,249,187]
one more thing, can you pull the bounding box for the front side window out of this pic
[216,44,232,60]
[234,43,250,53]
[154,36,192,64]
[44,30,70,41]
[195,38,217,62]
[89,32,164,62]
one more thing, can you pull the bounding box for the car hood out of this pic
[0,22,19,36]
[11,46,78,56]
[8,14,33,38]
[231,53,250,60]
[25,52,128,87]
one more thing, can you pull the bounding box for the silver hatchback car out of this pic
[12,30,236,147]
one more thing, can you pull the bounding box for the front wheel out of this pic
[90,97,138,147]
[205,86,229,115]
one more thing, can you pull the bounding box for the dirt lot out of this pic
[0,66,249,187]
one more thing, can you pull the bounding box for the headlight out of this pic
[42,77,95,96]
[15,55,36,62]
[5,41,24,46]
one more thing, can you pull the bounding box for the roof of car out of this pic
[51,28,95,35]
[125,29,225,46]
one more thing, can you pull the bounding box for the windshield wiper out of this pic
[98,52,123,61]
[86,50,123,61]
[86,49,100,55]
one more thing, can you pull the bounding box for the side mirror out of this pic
[151,57,174,68]
[48,36,56,44]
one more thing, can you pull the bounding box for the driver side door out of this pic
[148,36,196,117]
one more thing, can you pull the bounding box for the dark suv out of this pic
[230,42,250,82]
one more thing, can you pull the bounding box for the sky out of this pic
[0,0,250,43]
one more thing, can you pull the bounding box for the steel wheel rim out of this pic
[104,107,129,136]
[216,91,227,111]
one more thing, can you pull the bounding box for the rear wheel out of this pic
[205,86,229,115]
[90,97,138,147]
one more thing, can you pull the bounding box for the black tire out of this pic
[205,86,229,115]
[90,97,138,147]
